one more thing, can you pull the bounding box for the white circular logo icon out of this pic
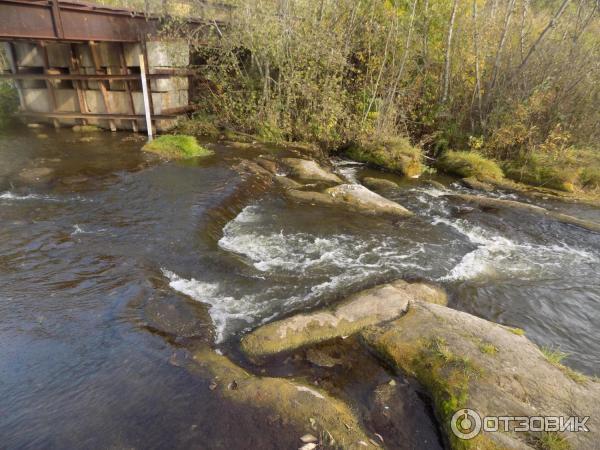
[451,408,482,440]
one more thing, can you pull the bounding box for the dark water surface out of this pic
[1,128,599,448]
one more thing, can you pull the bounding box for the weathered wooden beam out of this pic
[68,43,88,125]
[119,42,138,132]
[39,40,60,128]
[19,111,176,120]
[89,40,116,132]
[0,73,172,81]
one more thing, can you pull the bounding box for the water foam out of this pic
[0,191,56,201]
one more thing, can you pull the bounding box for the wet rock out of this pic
[305,348,342,368]
[60,175,89,185]
[361,177,398,191]
[424,180,447,190]
[72,125,102,133]
[255,157,279,174]
[275,176,303,190]
[300,434,318,443]
[141,294,213,340]
[27,123,44,129]
[287,184,413,217]
[447,193,600,233]
[362,301,600,450]
[19,167,54,183]
[241,280,445,359]
[460,176,494,192]
[190,348,373,449]
[281,158,343,184]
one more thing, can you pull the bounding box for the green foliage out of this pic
[72,125,102,133]
[176,114,220,138]
[479,342,498,355]
[437,151,504,181]
[540,347,567,365]
[579,167,600,191]
[346,136,424,177]
[503,153,578,192]
[142,135,213,159]
[508,327,526,336]
[0,81,18,129]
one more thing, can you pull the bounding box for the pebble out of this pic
[300,434,318,443]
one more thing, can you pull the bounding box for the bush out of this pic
[579,167,600,191]
[176,114,220,138]
[503,153,578,192]
[142,135,214,159]
[346,136,424,177]
[0,81,18,129]
[437,151,504,181]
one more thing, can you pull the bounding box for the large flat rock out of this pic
[281,158,343,184]
[287,183,413,217]
[362,301,600,449]
[241,280,446,359]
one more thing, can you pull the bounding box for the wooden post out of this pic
[139,53,153,140]
[2,42,26,110]
[39,41,60,128]
[68,44,88,125]
[118,43,138,132]
[89,41,117,132]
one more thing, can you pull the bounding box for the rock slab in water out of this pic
[287,184,413,217]
[190,348,372,449]
[19,167,54,183]
[241,280,446,358]
[281,158,343,184]
[448,192,600,233]
[361,177,399,191]
[361,301,600,450]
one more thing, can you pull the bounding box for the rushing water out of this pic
[1,127,599,448]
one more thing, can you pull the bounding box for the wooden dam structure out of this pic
[0,0,221,134]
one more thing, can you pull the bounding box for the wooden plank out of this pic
[39,40,60,129]
[0,73,172,80]
[19,111,176,120]
[89,40,116,131]
[119,42,138,132]
[69,43,88,125]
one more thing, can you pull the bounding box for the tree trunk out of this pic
[441,0,459,104]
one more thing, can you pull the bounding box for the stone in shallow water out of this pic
[19,167,54,183]
[361,177,399,191]
[281,157,343,184]
[240,280,445,359]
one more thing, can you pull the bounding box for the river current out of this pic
[1,128,599,448]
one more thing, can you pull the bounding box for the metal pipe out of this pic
[139,52,153,140]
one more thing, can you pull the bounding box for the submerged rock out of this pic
[361,177,399,191]
[241,280,445,359]
[362,301,600,450]
[460,176,494,192]
[287,184,413,217]
[447,193,600,233]
[190,348,373,449]
[281,158,343,184]
[19,167,54,183]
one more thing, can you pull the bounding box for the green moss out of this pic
[529,431,571,450]
[507,327,526,336]
[540,346,587,384]
[479,342,498,355]
[437,151,504,181]
[346,136,424,177]
[142,135,213,159]
[72,125,102,133]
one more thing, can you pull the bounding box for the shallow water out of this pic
[1,127,599,448]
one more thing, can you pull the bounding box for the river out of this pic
[1,127,599,448]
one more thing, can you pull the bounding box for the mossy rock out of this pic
[502,153,579,192]
[241,280,445,359]
[346,136,424,178]
[142,135,213,159]
[189,348,372,449]
[436,151,504,181]
[361,301,600,450]
[72,125,102,133]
